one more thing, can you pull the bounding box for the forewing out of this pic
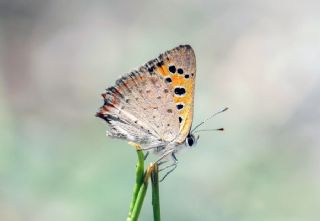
[144,45,196,144]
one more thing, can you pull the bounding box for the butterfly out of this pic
[97,45,204,178]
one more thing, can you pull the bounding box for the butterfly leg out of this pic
[141,143,165,151]
[158,161,176,172]
[157,160,170,167]
[155,149,174,164]
[144,151,150,160]
[159,152,178,182]
[158,153,177,171]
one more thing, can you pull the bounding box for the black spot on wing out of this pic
[174,87,186,96]
[148,66,155,72]
[165,77,172,83]
[107,86,124,99]
[104,114,127,124]
[169,65,176,73]
[157,60,164,67]
[176,104,184,110]
[177,68,184,74]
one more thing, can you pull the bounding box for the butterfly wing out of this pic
[97,45,196,148]
[97,67,180,145]
[145,45,196,144]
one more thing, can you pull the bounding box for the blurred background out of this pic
[1,0,319,220]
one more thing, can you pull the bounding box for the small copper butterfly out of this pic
[97,45,218,178]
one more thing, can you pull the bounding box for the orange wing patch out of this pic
[155,45,196,144]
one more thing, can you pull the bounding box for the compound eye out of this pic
[187,136,194,147]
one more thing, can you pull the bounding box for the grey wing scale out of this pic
[96,66,180,146]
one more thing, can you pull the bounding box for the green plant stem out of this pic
[127,148,161,221]
[127,149,145,221]
[151,163,161,221]
[130,176,149,221]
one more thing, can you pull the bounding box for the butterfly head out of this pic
[186,107,228,148]
[185,133,199,148]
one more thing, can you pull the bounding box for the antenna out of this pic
[191,107,228,133]
[194,128,224,133]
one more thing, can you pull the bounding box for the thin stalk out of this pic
[126,142,161,221]
[130,164,153,221]
[127,148,144,221]
[130,175,149,221]
[151,163,161,221]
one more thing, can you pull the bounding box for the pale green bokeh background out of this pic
[1,1,320,220]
